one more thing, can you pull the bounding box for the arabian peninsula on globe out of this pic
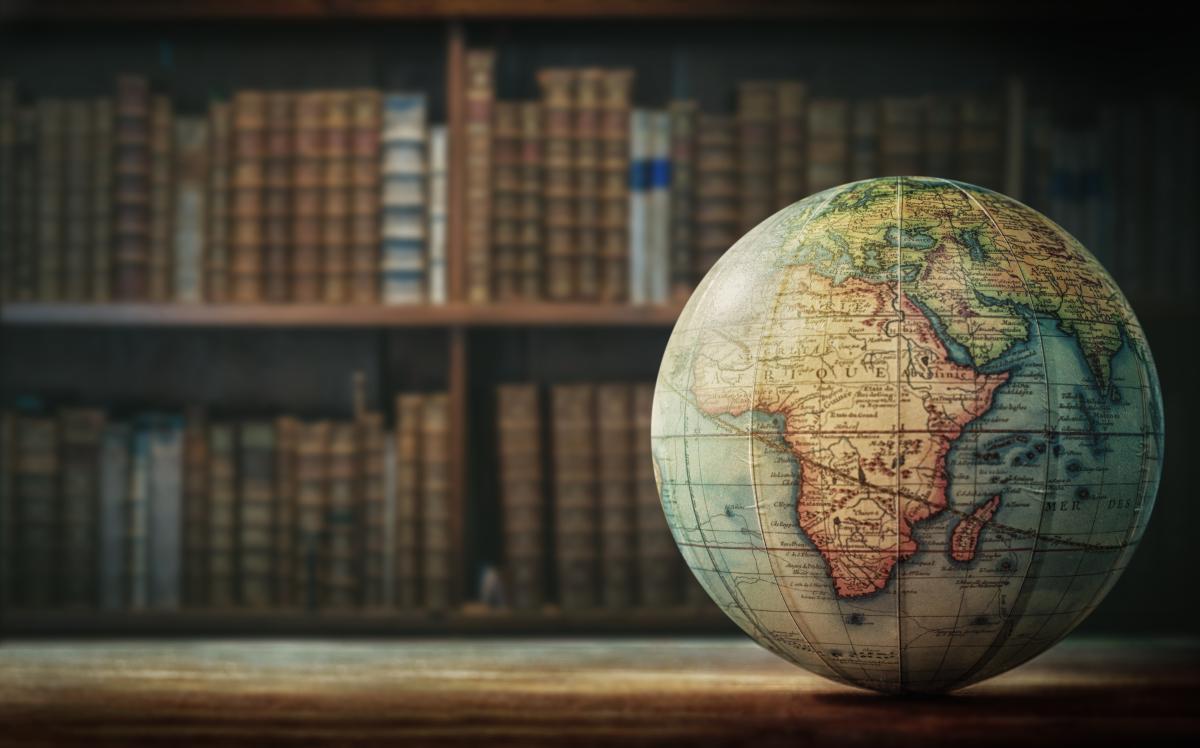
[651,177,1164,694]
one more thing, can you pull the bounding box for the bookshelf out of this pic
[1,3,1197,639]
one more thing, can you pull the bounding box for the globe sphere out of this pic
[652,177,1163,693]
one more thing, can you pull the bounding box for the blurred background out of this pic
[0,1,1196,640]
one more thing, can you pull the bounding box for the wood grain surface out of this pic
[0,637,1196,746]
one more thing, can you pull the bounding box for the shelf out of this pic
[0,302,685,328]
[0,607,735,637]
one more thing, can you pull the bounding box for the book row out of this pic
[0,78,448,305]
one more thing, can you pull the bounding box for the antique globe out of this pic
[651,177,1163,694]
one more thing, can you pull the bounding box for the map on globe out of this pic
[652,177,1164,693]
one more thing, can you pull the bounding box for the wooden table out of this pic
[0,637,1196,746]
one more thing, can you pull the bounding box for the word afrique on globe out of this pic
[651,176,1163,694]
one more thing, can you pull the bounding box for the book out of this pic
[205,100,232,302]
[230,91,266,303]
[465,50,496,303]
[421,393,453,610]
[381,429,397,606]
[360,413,387,607]
[273,416,299,607]
[628,109,649,305]
[393,394,422,608]
[349,89,381,304]
[596,384,635,609]
[148,95,174,301]
[99,422,131,610]
[262,92,294,303]
[775,81,807,207]
[492,100,522,301]
[737,81,776,233]
[550,384,598,610]
[667,100,697,299]
[147,416,183,610]
[238,420,275,608]
[182,410,208,607]
[92,97,114,301]
[126,421,150,608]
[574,68,603,301]
[516,102,543,299]
[381,93,427,305]
[496,384,545,611]
[693,113,738,280]
[0,81,14,301]
[325,420,360,607]
[0,412,12,608]
[959,94,1002,190]
[173,116,208,303]
[539,68,574,301]
[206,422,237,607]
[646,111,671,304]
[599,70,635,304]
[849,98,878,181]
[62,100,92,301]
[427,124,448,304]
[806,98,849,193]
[632,383,679,607]
[14,105,36,300]
[294,420,328,610]
[12,416,58,608]
[36,98,65,301]
[322,91,353,303]
[58,408,105,607]
[292,92,324,302]
[880,97,924,177]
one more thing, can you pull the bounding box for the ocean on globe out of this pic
[651,177,1163,694]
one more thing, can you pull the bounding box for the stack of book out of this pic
[0,394,454,612]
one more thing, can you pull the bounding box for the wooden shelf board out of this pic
[0,302,684,328]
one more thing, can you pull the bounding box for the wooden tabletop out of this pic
[0,636,1196,746]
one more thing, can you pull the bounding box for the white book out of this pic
[628,110,650,305]
[99,422,131,610]
[382,93,428,305]
[648,111,673,305]
[427,124,448,305]
[173,117,208,303]
[147,417,183,610]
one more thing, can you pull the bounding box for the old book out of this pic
[693,113,738,281]
[381,93,427,305]
[58,408,105,607]
[206,422,237,607]
[596,384,635,609]
[173,116,208,303]
[348,89,381,304]
[806,98,849,193]
[550,384,598,610]
[263,92,294,303]
[92,97,114,301]
[182,409,208,607]
[324,421,360,608]
[0,412,12,608]
[360,412,387,607]
[880,97,924,177]
[238,420,275,608]
[632,383,678,607]
[14,106,37,300]
[465,50,496,303]
[230,91,266,303]
[923,94,957,179]
[491,100,522,301]
[598,70,634,303]
[628,109,649,304]
[98,422,130,610]
[496,384,545,611]
[516,102,543,299]
[427,124,448,304]
[775,81,807,207]
[12,416,58,608]
[294,421,329,610]
[62,100,93,301]
[147,416,183,610]
[36,98,65,300]
[538,68,574,301]
[148,95,174,301]
[420,393,453,610]
[273,416,299,607]
[849,98,878,181]
[126,421,150,608]
[574,68,604,301]
[291,92,323,302]
[959,94,1003,190]
[393,393,422,608]
[667,100,697,299]
[0,81,14,301]
[321,91,353,303]
[382,429,397,606]
[206,100,232,302]
[737,81,776,233]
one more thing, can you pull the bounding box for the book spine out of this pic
[173,116,209,303]
[99,422,130,610]
[923,94,957,179]
[0,412,12,608]
[382,429,397,606]
[0,81,14,301]
[62,100,93,301]
[420,393,453,610]
[360,412,386,607]
[237,420,275,608]
[632,383,679,607]
[36,98,65,300]
[182,410,208,607]
[393,393,422,608]
[516,103,543,300]
[574,69,604,301]
[147,417,183,610]
[324,420,360,608]
[148,95,174,301]
[13,416,58,607]
[206,422,237,607]
[263,92,294,303]
[667,100,697,299]
[880,97,924,177]
[381,93,428,305]
[58,408,105,607]
[273,416,298,608]
[292,93,324,302]
[15,106,37,300]
[550,384,598,610]
[294,421,328,610]
[775,81,807,208]
[206,101,232,302]
[92,97,114,302]
[628,110,648,305]
[496,384,545,611]
[127,423,150,609]
[491,100,522,302]
[427,124,448,304]
[958,94,1002,190]
[465,50,496,303]
[849,98,878,181]
[539,68,574,301]
[596,384,635,609]
[349,89,381,304]
[231,91,266,303]
[322,91,353,303]
[737,81,776,233]
[806,98,849,194]
[693,114,738,280]
[647,111,671,305]
[599,70,633,303]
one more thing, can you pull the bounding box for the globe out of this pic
[652,177,1163,694]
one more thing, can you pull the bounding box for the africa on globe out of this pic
[651,177,1163,694]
